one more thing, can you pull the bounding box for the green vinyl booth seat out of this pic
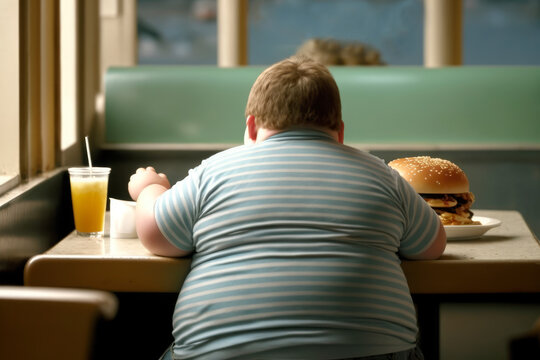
[104,66,540,147]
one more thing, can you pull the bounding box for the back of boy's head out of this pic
[245,56,342,131]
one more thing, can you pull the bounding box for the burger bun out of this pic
[388,156,470,194]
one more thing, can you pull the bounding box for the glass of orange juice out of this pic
[68,167,111,237]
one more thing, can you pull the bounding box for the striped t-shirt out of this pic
[155,129,440,359]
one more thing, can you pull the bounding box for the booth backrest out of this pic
[104,66,540,147]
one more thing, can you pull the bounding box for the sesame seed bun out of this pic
[388,156,470,194]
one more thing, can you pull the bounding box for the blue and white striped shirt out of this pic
[155,129,440,359]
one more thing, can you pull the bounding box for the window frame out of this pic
[0,0,21,194]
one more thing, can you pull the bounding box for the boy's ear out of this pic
[246,115,258,142]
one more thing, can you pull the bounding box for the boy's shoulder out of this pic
[198,144,251,169]
[201,139,390,173]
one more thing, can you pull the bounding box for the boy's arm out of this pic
[393,170,447,261]
[129,167,191,257]
[136,184,190,257]
[404,220,447,260]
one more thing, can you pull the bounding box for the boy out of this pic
[128,57,446,359]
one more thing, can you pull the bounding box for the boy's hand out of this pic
[128,166,171,201]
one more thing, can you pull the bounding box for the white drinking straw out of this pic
[85,136,93,175]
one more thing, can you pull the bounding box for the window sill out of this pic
[0,168,66,207]
[0,174,20,197]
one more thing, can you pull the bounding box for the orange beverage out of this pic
[69,167,110,236]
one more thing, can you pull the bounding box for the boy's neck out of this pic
[256,126,341,144]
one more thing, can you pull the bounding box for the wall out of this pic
[441,302,540,360]
[0,169,73,284]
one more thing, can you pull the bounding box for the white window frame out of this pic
[0,0,21,194]
[0,0,102,199]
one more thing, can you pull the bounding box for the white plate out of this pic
[444,216,502,240]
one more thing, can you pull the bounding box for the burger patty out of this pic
[420,192,480,225]
[420,192,474,210]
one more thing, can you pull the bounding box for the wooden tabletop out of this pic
[24,210,540,294]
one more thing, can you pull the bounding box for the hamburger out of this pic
[388,156,480,225]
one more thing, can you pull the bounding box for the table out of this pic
[24,210,540,293]
[23,210,540,359]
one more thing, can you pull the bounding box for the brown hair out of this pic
[245,56,342,130]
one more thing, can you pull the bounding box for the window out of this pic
[136,0,540,66]
[138,0,218,64]
[463,0,540,65]
[248,0,423,65]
